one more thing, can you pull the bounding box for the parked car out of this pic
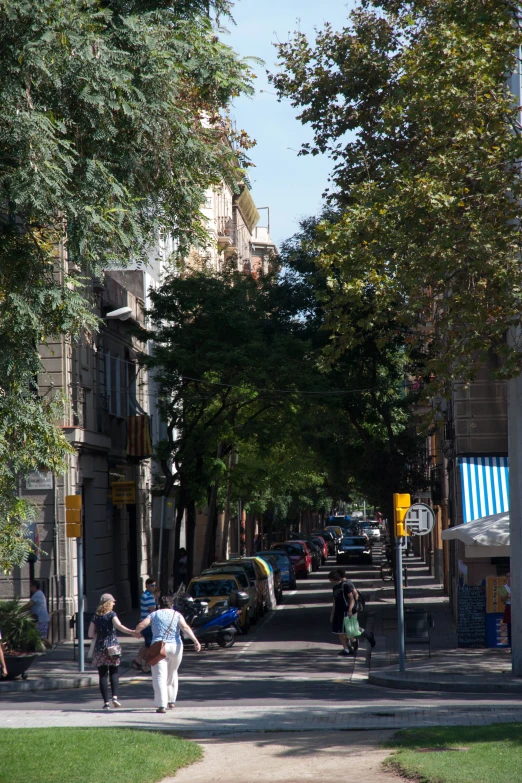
[215,558,265,620]
[324,526,343,544]
[186,574,250,631]
[312,529,336,555]
[336,535,373,565]
[260,550,296,589]
[299,539,322,571]
[311,535,328,563]
[202,564,258,623]
[230,556,272,613]
[255,553,283,603]
[271,541,312,577]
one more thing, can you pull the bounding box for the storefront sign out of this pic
[111,481,136,504]
[25,471,53,490]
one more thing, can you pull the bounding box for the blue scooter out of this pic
[176,591,249,649]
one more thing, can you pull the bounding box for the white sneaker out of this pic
[112,697,121,708]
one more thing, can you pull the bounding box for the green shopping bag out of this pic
[344,614,362,637]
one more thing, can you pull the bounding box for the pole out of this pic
[157,495,166,589]
[363,499,367,519]
[77,536,84,673]
[508,14,522,676]
[237,498,242,554]
[396,536,405,673]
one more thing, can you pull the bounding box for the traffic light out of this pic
[393,493,411,538]
[65,494,82,538]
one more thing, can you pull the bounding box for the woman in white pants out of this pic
[136,594,201,713]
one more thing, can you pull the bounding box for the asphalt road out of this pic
[2,551,522,714]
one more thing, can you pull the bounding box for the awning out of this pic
[459,457,509,524]
[442,511,510,558]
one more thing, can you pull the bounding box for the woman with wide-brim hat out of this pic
[88,593,135,710]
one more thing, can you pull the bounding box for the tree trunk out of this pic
[185,499,197,583]
[221,458,233,560]
[172,487,186,591]
[202,445,224,568]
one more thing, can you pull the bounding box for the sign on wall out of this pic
[111,481,136,504]
[25,471,53,490]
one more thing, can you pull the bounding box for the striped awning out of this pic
[459,457,509,524]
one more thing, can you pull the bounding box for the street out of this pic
[2,552,522,733]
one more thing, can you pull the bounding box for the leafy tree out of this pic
[140,265,311,581]
[279,214,428,521]
[0,0,254,571]
[272,0,522,394]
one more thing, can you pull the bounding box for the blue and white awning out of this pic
[459,457,509,524]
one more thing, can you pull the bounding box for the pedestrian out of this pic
[132,577,158,671]
[328,569,375,657]
[0,628,7,678]
[135,594,201,714]
[88,593,136,710]
[22,580,51,647]
[329,569,356,657]
[337,569,375,653]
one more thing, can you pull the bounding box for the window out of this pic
[188,580,237,598]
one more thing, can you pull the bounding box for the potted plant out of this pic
[0,600,45,680]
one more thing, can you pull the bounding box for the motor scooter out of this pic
[176,590,249,649]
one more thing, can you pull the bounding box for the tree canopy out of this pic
[0,0,254,571]
[272,0,522,394]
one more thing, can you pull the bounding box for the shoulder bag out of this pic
[146,610,176,666]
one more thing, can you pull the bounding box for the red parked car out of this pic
[271,541,312,578]
[312,535,329,563]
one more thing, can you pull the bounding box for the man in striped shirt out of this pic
[132,578,157,671]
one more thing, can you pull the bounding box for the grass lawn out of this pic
[0,727,202,783]
[385,723,522,783]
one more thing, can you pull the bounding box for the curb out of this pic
[368,671,522,694]
[0,659,136,694]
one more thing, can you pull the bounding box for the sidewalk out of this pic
[367,555,522,693]
[0,637,142,693]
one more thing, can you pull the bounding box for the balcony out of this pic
[216,216,237,251]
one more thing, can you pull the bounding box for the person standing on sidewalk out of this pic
[132,578,158,672]
[22,580,51,647]
[135,594,201,714]
[88,593,136,710]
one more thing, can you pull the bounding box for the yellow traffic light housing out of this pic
[393,493,411,537]
[65,494,82,538]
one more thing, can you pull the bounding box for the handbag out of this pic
[146,610,176,666]
[106,643,122,657]
[344,614,362,637]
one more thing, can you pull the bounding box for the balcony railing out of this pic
[216,216,237,248]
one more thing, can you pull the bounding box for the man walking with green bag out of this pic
[328,570,375,656]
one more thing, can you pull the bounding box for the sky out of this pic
[224,0,357,248]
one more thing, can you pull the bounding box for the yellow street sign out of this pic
[65,495,82,538]
[112,481,136,504]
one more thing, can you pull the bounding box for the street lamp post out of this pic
[508,18,522,676]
